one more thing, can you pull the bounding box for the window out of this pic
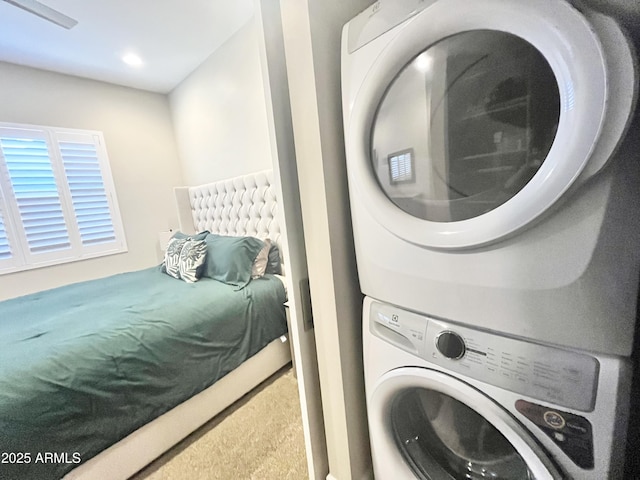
[388,149,415,184]
[0,123,127,274]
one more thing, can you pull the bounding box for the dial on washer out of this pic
[436,331,466,359]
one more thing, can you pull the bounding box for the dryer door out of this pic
[371,30,560,224]
[368,368,562,479]
[345,0,636,249]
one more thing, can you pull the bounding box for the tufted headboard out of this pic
[174,170,282,251]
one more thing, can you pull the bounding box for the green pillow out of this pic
[266,243,282,275]
[203,235,265,288]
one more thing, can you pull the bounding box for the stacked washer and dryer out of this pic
[341,0,639,478]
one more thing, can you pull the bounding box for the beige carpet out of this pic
[131,367,307,480]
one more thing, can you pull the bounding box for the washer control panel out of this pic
[369,301,599,411]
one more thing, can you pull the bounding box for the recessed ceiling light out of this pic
[122,52,143,67]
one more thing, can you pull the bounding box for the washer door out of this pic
[368,368,562,479]
[346,0,635,249]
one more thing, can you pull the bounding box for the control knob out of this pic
[436,331,466,359]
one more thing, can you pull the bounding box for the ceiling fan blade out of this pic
[2,0,77,29]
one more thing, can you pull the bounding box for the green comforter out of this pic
[0,267,287,480]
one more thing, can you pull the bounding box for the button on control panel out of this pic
[543,411,566,429]
[516,399,594,469]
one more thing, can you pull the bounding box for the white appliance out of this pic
[341,0,640,355]
[363,297,632,479]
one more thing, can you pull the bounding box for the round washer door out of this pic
[368,368,562,479]
[346,0,634,249]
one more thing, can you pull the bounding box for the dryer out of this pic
[363,297,632,479]
[341,0,640,355]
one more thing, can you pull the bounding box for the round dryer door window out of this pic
[371,30,560,222]
[392,388,532,479]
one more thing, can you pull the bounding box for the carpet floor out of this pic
[130,366,307,480]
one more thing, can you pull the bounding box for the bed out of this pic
[0,170,292,480]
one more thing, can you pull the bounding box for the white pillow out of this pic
[251,238,272,279]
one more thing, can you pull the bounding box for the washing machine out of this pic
[363,297,632,479]
[341,0,640,356]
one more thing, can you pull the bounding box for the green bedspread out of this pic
[0,267,287,480]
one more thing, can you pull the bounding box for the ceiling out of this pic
[0,0,254,93]
[0,0,638,96]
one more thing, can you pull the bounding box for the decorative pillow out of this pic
[252,239,271,279]
[172,230,210,241]
[163,237,207,283]
[164,237,188,279]
[265,242,282,275]
[161,230,209,272]
[178,239,207,283]
[203,234,265,288]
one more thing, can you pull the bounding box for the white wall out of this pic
[255,1,329,478]
[0,61,183,300]
[169,20,274,186]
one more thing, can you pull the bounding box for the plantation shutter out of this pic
[389,150,414,184]
[59,140,116,246]
[0,211,11,260]
[0,136,71,254]
[0,123,126,274]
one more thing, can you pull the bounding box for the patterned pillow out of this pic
[164,237,207,283]
[172,230,209,241]
[161,230,209,273]
[164,237,187,279]
[178,239,207,283]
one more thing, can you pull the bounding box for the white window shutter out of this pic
[0,124,127,274]
[0,136,71,254]
[0,211,11,260]
[59,140,116,246]
[389,151,413,183]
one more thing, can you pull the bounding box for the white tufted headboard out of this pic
[174,170,282,250]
